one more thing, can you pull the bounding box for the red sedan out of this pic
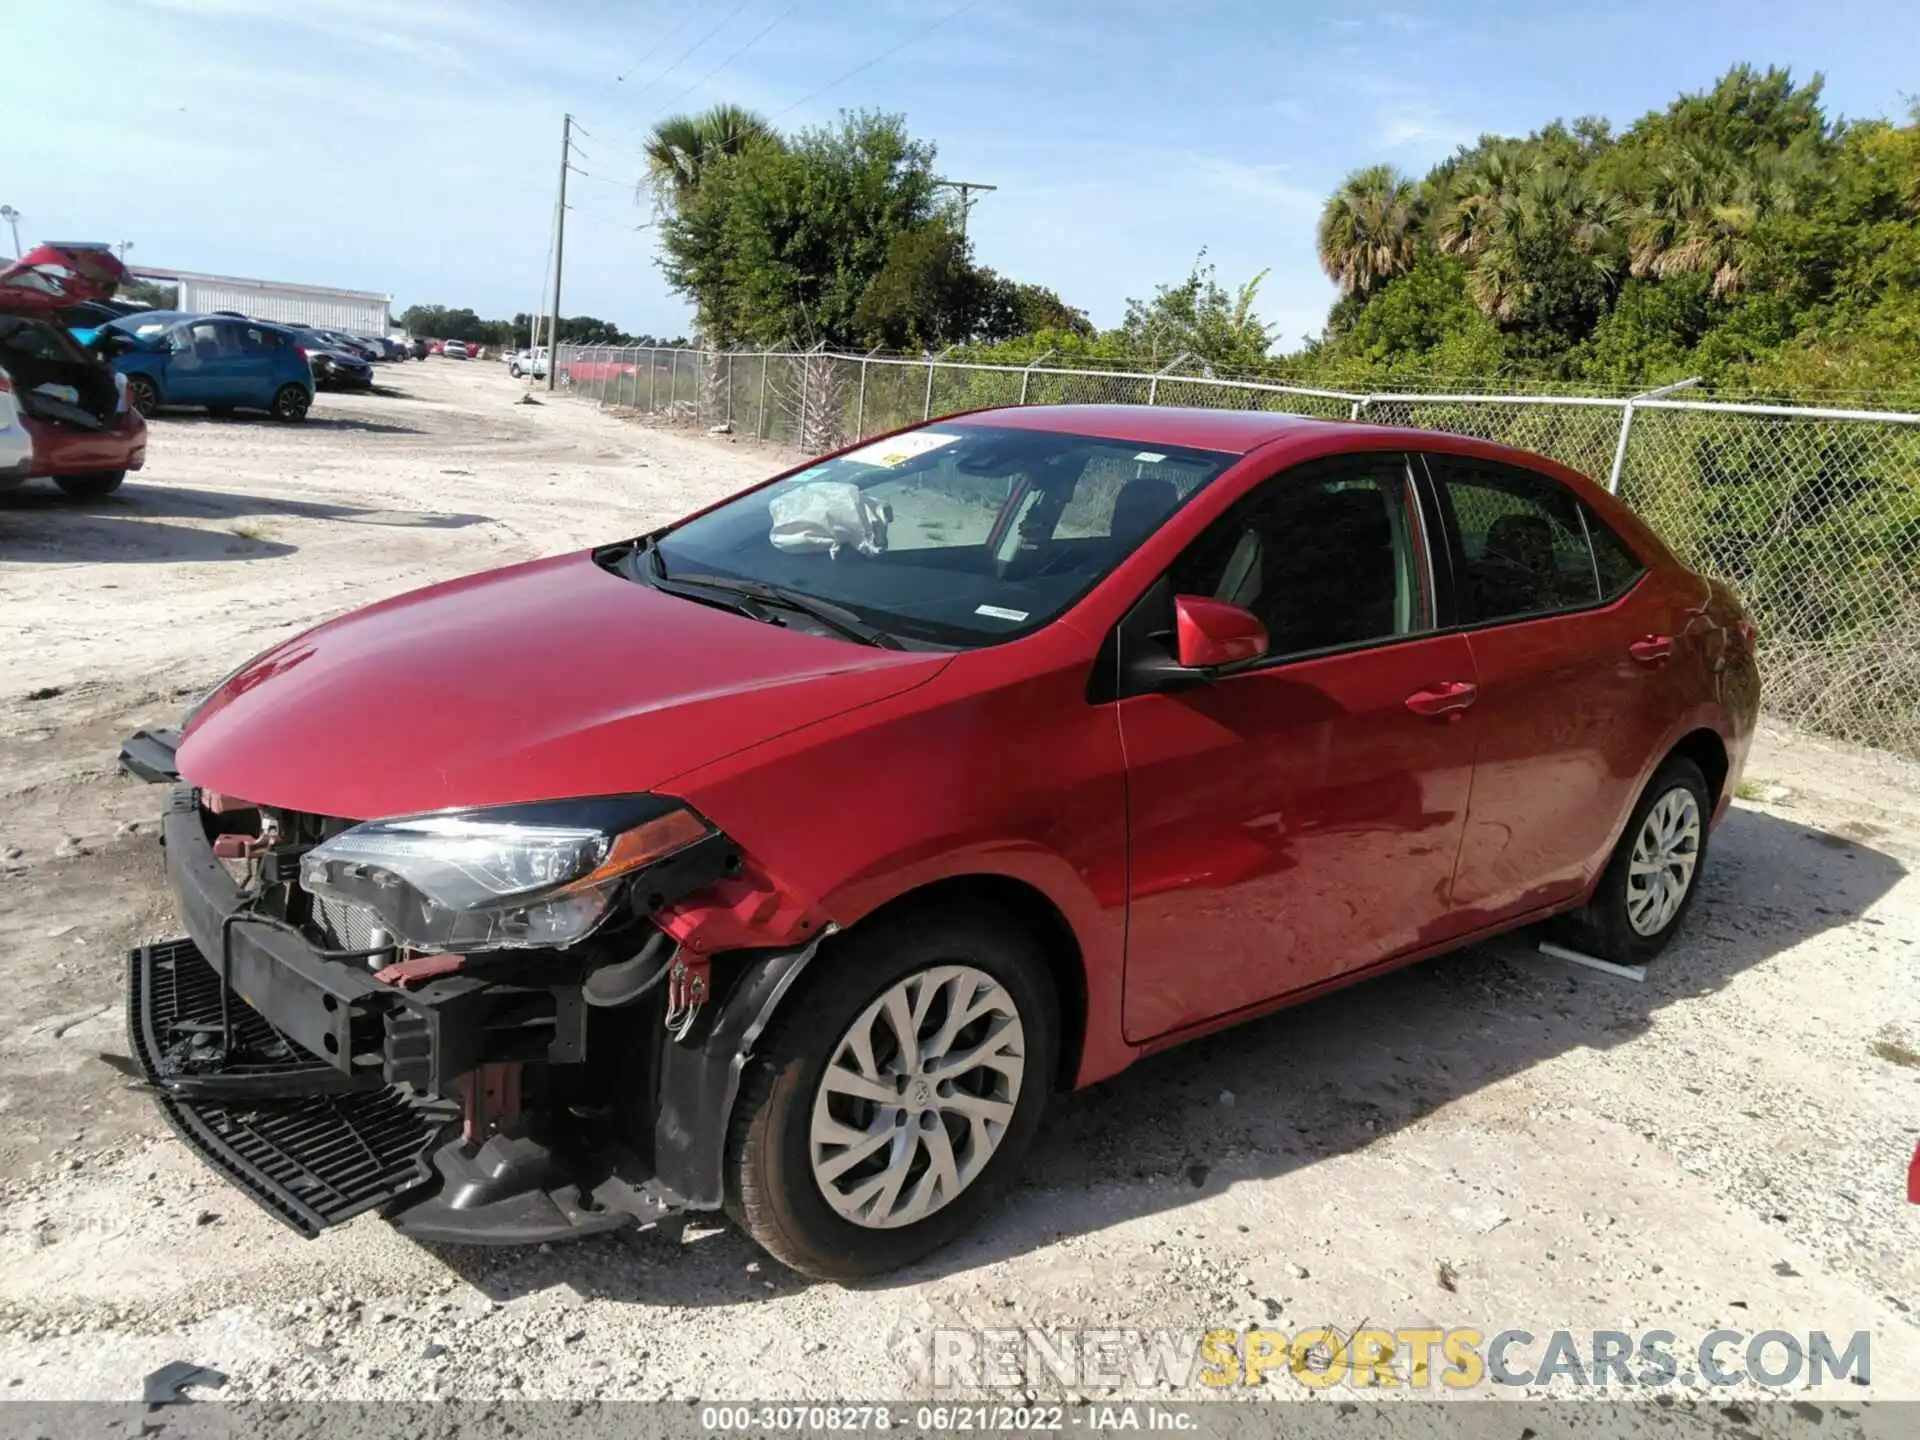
[119,407,1757,1277]
[0,243,147,499]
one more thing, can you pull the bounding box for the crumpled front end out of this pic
[121,729,832,1245]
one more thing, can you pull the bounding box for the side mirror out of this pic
[1174,595,1268,669]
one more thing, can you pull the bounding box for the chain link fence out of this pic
[553,345,1920,758]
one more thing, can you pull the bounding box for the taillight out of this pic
[294,345,308,360]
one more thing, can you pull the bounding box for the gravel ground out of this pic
[0,361,1916,1407]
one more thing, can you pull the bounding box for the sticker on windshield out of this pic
[974,604,1029,622]
[840,431,960,469]
[1134,451,1167,462]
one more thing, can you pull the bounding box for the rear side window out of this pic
[1583,505,1646,599]
[1427,457,1600,623]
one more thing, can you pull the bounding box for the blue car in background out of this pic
[102,312,315,421]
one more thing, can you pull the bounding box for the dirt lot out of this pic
[1,360,1916,1405]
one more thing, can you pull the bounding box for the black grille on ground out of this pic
[129,939,456,1237]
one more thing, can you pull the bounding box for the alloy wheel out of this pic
[808,965,1025,1230]
[1626,786,1702,936]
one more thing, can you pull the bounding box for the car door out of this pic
[236,324,283,402]
[1420,453,1679,922]
[164,321,247,404]
[1117,452,1480,1043]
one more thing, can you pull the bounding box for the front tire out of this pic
[726,907,1057,1280]
[271,384,311,422]
[1562,755,1712,965]
[54,470,126,499]
[127,375,159,417]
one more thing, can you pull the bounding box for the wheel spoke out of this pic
[815,1124,895,1185]
[821,1062,900,1108]
[881,988,921,1073]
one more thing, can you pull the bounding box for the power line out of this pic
[656,0,803,113]
[613,0,756,123]
[771,0,983,120]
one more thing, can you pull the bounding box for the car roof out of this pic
[959,402,1610,488]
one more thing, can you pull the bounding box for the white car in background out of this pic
[508,346,549,379]
[442,340,471,360]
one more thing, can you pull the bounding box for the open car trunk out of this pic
[0,317,119,432]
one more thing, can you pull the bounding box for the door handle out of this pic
[1629,634,1674,664]
[1405,680,1478,719]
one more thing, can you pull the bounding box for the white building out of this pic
[133,267,392,337]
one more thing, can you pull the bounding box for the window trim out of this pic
[1414,451,1648,634]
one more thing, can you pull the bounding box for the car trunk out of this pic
[0,317,119,432]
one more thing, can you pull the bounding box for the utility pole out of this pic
[546,113,571,391]
[933,178,997,242]
[116,241,134,262]
[0,206,20,258]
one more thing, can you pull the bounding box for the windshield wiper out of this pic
[665,571,903,650]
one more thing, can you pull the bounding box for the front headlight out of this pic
[298,797,712,953]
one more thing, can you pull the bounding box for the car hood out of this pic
[176,550,950,819]
[0,244,126,318]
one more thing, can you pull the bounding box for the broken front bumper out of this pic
[128,784,679,1243]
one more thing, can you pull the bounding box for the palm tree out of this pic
[639,105,777,429]
[641,104,775,213]
[1629,143,1802,297]
[1316,165,1420,301]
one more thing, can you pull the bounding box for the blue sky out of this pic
[6,0,1915,349]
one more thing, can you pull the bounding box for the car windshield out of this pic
[627,423,1235,647]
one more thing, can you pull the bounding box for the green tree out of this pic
[1119,256,1273,368]
[641,104,778,214]
[1317,164,1421,301]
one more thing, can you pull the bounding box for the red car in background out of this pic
[0,243,148,499]
[119,407,1758,1278]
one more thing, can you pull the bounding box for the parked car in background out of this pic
[508,346,549,379]
[442,340,470,360]
[117,406,1758,1277]
[302,337,374,392]
[408,337,430,360]
[103,312,315,421]
[0,243,148,498]
[426,340,445,356]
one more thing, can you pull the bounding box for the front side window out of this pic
[1427,457,1601,623]
[635,424,1235,647]
[1168,454,1431,661]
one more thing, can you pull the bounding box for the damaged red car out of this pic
[0,243,147,499]
[120,408,1759,1278]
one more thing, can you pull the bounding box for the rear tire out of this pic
[1560,755,1712,965]
[725,907,1057,1281]
[127,375,159,417]
[271,384,311,422]
[54,471,126,500]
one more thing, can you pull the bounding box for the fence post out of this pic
[1147,351,1191,407]
[799,351,811,447]
[1018,349,1055,406]
[726,353,734,431]
[1608,376,1701,494]
[856,360,870,438]
[758,354,769,440]
[923,356,936,420]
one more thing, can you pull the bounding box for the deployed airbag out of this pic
[768,482,890,557]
